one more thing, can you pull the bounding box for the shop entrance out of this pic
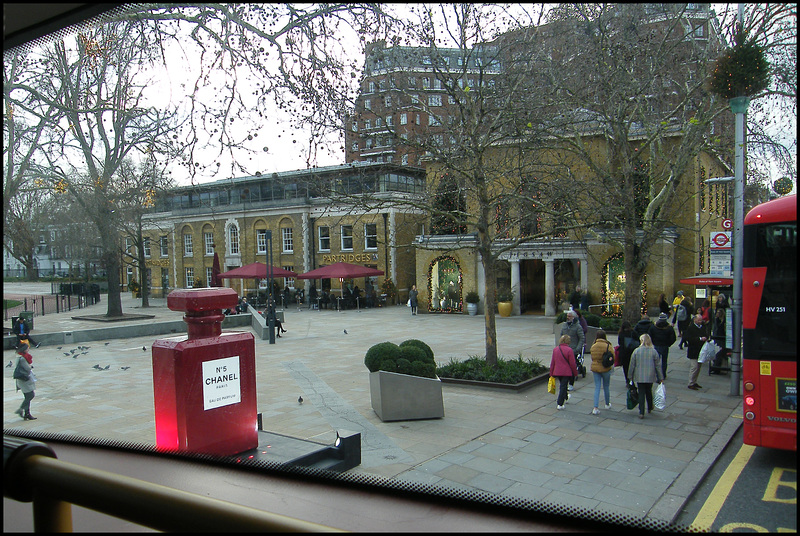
[520,259,545,314]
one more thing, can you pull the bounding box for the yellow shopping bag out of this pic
[547,376,556,395]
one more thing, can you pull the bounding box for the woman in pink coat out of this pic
[550,335,579,410]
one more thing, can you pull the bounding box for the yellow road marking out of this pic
[691,444,756,530]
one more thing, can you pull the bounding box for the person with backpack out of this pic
[589,330,615,415]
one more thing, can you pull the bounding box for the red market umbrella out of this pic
[296,262,384,280]
[218,262,298,279]
[211,252,223,287]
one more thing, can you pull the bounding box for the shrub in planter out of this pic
[465,291,480,304]
[399,339,434,362]
[599,317,622,333]
[364,342,401,372]
[365,339,436,379]
[584,313,601,327]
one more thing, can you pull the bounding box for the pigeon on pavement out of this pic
[298,396,303,404]
[343,329,348,334]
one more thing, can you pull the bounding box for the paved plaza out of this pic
[3,282,742,527]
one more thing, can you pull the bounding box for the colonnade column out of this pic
[545,259,556,317]
[510,260,521,315]
[580,257,588,295]
[302,212,310,294]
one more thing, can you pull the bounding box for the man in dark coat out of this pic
[648,313,677,379]
[633,313,653,339]
[683,313,708,390]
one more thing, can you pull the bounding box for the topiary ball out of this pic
[399,339,434,362]
[365,342,401,372]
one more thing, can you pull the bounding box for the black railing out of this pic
[4,293,101,323]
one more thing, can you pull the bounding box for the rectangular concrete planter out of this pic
[369,371,444,422]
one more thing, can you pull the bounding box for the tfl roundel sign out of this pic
[710,232,731,249]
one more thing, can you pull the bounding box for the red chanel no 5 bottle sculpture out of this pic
[152,287,258,456]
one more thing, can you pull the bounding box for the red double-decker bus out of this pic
[742,194,796,451]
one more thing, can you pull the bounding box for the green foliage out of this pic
[465,291,480,304]
[599,317,622,332]
[399,339,434,362]
[496,287,514,302]
[366,340,436,378]
[584,313,601,327]
[436,354,546,384]
[710,31,771,99]
[364,342,401,372]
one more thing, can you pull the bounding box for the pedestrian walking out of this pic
[589,330,614,415]
[617,320,638,384]
[550,335,579,410]
[648,313,677,379]
[627,334,664,419]
[683,314,708,390]
[408,285,418,315]
[13,343,38,420]
[560,310,585,389]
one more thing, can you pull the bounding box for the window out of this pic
[318,226,330,251]
[125,237,133,253]
[400,113,407,125]
[144,237,151,257]
[408,76,416,88]
[160,236,168,257]
[384,95,391,107]
[351,122,358,132]
[366,138,372,149]
[282,227,293,253]
[411,94,419,104]
[433,79,442,90]
[185,267,194,288]
[257,229,267,253]
[401,154,409,165]
[368,81,375,92]
[341,225,353,250]
[228,226,239,255]
[449,95,457,105]
[375,117,382,127]
[364,118,371,130]
[206,267,213,287]
[352,141,359,151]
[428,114,440,126]
[422,77,430,89]
[204,232,214,255]
[183,234,193,256]
[386,115,393,126]
[428,95,442,107]
[364,98,371,110]
[365,223,377,249]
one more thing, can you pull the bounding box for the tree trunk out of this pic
[479,247,499,368]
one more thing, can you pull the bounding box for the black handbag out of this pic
[13,360,29,382]
[626,384,639,410]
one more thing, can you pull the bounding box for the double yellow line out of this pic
[690,444,756,531]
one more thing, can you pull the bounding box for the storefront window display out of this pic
[428,256,462,313]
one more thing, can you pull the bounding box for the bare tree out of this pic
[5,20,182,316]
[537,3,796,323]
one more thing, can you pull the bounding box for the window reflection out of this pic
[428,255,462,312]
